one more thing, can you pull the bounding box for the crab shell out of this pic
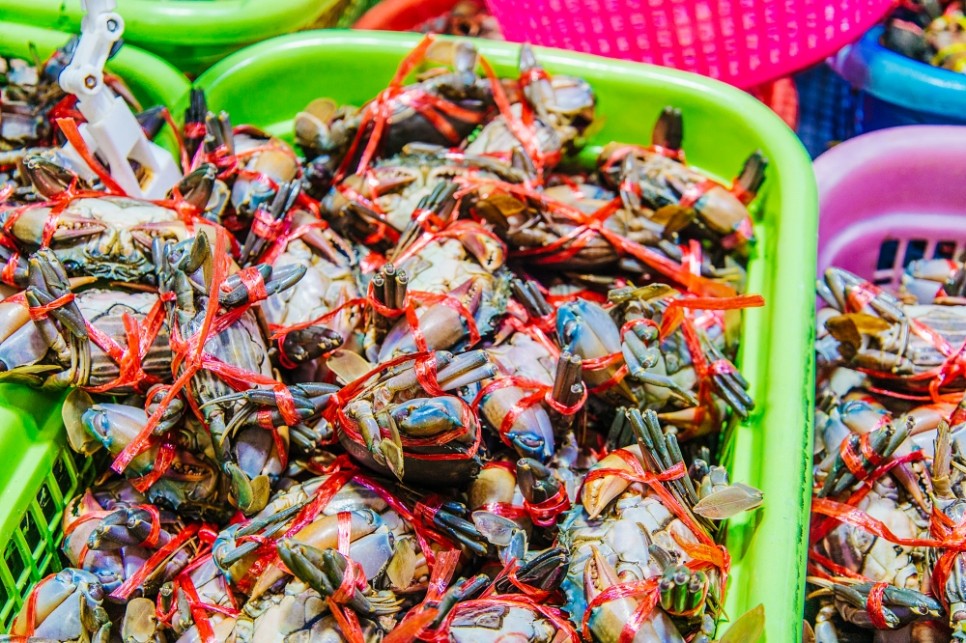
[4,197,190,283]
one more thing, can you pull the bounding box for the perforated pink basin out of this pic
[815,126,966,286]
[485,0,893,88]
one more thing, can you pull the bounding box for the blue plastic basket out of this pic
[832,25,966,132]
[794,62,859,159]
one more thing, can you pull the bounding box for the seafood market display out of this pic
[884,0,966,72]
[0,35,767,642]
[807,261,966,641]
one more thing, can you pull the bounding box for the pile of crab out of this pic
[0,35,766,643]
[807,259,966,641]
[883,0,966,73]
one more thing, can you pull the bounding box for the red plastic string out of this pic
[83,302,167,394]
[582,450,729,583]
[807,551,868,581]
[383,549,461,643]
[335,35,438,180]
[27,291,74,321]
[810,497,956,551]
[478,500,529,522]
[838,432,885,480]
[327,511,367,643]
[477,56,550,180]
[232,266,269,303]
[130,441,175,493]
[523,484,570,527]
[18,573,52,637]
[865,582,890,630]
[110,523,200,601]
[459,175,739,298]
[678,178,719,210]
[808,450,925,545]
[56,118,126,196]
[658,294,764,340]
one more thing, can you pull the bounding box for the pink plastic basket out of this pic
[485,0,894,89]
[815,126,966,286]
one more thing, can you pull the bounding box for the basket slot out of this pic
[902,239,927,270]
[0,556,17,630]
[935,240,958,260]
[873,236,966,290]
[0,440,97,631]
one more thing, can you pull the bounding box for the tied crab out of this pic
[554,284,757,438]
[151,232,335,515]
[0,169,217,287]
[816,266,966,393]
[63,389,230,521]
[0,37,768,643]
[61,479,196,598]
[559,409,761,642]
[808,256,966,639]
[468,107,764,278]
[0,249,172,391]
[335,349,491,485]
[296,39,498,189]
[210,469,486,602]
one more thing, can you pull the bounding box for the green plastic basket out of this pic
[192,30,818,641]
[0,22,188,632]
[0,30,818,641]
[0,0,341,76]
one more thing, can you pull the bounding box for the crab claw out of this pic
[581,445,642,520]
[507,431,548,462]
[277,539,403,616]
[219,263,306,308]
[203,382,337,440]
[26,249,88,337]
[377,276,485,360]
[168,232,210,276]
[86,507,157,551]
[9,568,111,641]
[819,417,911,498]
[818,267,905,321]
[239,180,301,265]
[494,546,568,594]
[584,546,685,643]
[225,462,271,516]
[20,152,87,198]
[63,389,102,456]
[652,107,684,153]
[658,565,707,617]
[733,151,767,205]
[136,105,168,140]
[557,299,635,403]
[517,458,561,505]
[519,45,555,122]
[171,163,218,212]
[809,577,942,629]
[279,325,344,365]
[122,596,161,643]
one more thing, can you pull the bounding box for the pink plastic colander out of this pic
[815,126,966,286]
[485,0,894,89]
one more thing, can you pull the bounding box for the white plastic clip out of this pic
[58,0,181,199]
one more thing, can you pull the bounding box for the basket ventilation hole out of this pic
[935,240,958,260]
[902,239,927,268]
[5,544,26,585]
[877,239,898,272]
[0,575,10,619]
[37,484,56,525]
[20,510,42,556]
[52,452,74,496]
